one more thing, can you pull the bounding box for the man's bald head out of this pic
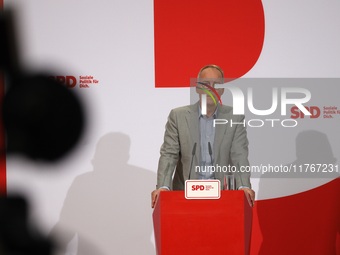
[197,64,224,79]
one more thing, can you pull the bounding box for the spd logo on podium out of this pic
[185,180,221,199]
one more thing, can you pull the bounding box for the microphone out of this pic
[188,142,197,180]
[208,142,213,165]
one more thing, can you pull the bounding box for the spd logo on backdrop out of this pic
[49,75,100,88]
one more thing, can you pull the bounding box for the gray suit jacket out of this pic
[157,102,251,190]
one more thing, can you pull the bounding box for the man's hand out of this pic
[151,188,168,208]
[239,188,255,207]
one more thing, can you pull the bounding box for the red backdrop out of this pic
[154,0,265,87]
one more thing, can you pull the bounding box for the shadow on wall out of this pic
[50,132,156,255]
[257,130,340,255]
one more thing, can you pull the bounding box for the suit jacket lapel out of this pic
[185,102,201,175]
[214,105,231,162]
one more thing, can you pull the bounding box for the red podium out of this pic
[153,191,252,255]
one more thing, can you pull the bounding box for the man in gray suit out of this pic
[151,65,255,208]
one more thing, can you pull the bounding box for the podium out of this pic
[153,191,252,255]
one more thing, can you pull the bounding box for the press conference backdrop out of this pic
[3,0,340,254]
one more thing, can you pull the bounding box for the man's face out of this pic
[196,68,224,107]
